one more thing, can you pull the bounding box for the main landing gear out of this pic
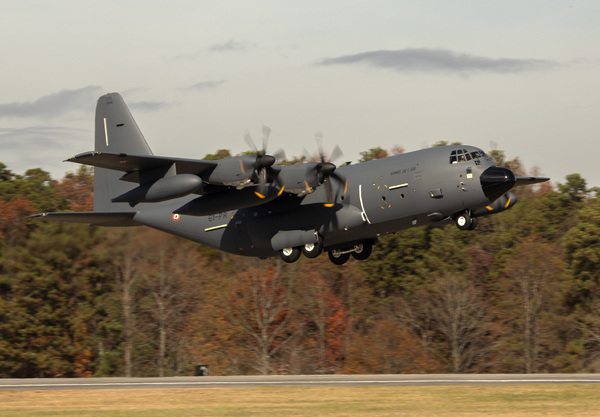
[328,240,373,265]
[280,247,301,263]
[301,236,323,259]
[280,235,323,263]
[279,239,374,265]
[455,211,478,231]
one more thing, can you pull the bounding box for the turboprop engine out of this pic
[112,174,202,205]
[473,192,517,217]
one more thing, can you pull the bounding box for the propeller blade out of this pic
[302,147,312,162]
[315,132,324,162]
[324,178,333,205]
[330,172,348,194]
[256,168,268,198]
[330,145,343,162]
[272,148,287,162]
[243,130,258,153]
[262,125,271,153]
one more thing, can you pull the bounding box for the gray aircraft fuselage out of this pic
[127,145,498,258]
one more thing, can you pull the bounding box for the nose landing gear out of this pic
[455,211,478,231]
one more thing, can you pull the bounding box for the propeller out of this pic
[311,132,347,206]
[243,126,286,198]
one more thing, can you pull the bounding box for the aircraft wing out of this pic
[515,176,550,186]
[66,151,217,175]
[27,212,140,227]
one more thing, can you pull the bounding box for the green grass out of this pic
[1,385,599,416]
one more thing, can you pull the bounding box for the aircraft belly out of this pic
[133,207,275,257]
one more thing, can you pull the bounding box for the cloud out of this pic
[0,126,88,156]
[188,80,226,91]
[0,126,90,177]
[209,39,248,53]
[318,48,558,74]
[0,86,104,119]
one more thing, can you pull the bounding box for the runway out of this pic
[1,374,599,391]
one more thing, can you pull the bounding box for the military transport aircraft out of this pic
[30,93,549,265]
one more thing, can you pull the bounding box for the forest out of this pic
[1,145,600,378]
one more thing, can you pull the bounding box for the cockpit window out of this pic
[449,148,488,164]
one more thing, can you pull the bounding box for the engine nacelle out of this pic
[275,163,321,195]
[174,185,281,216]
[202,155,255,187]
[112,174,202,204]
[473,192,517,217]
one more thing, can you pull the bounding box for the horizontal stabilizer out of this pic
[66,151,216,177]
[27,212,140,227]
[515,177,550,186]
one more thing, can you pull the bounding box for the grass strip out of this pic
[0,384,599,416]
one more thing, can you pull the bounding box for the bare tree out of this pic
[430,274,490,373]
[141,250,185,376]
[503,239,564,373]
[109,231,143,378]
[228,264,301,374]
[136,233,203,377]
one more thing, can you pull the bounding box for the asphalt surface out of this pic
[1,374,600,391]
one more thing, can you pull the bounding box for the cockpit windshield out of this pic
[449,149,489,165]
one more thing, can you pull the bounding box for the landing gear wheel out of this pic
[352,241,373,261]
[328,250,350,265]
[302,237,323,259]
[467,216,478,230]
[456,212,472,231]
[280,247,301,263]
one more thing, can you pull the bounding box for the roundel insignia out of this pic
[172,213,180,222]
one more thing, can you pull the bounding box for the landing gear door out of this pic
[233,214,253,251]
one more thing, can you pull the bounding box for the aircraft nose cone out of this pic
[480,166,516,201]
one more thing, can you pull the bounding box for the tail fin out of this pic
[93,93,153,211]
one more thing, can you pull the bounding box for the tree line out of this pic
[1,147,600,378]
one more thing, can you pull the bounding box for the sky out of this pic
[1,1,599,188]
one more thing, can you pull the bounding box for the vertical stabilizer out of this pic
[94,93,153,211]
